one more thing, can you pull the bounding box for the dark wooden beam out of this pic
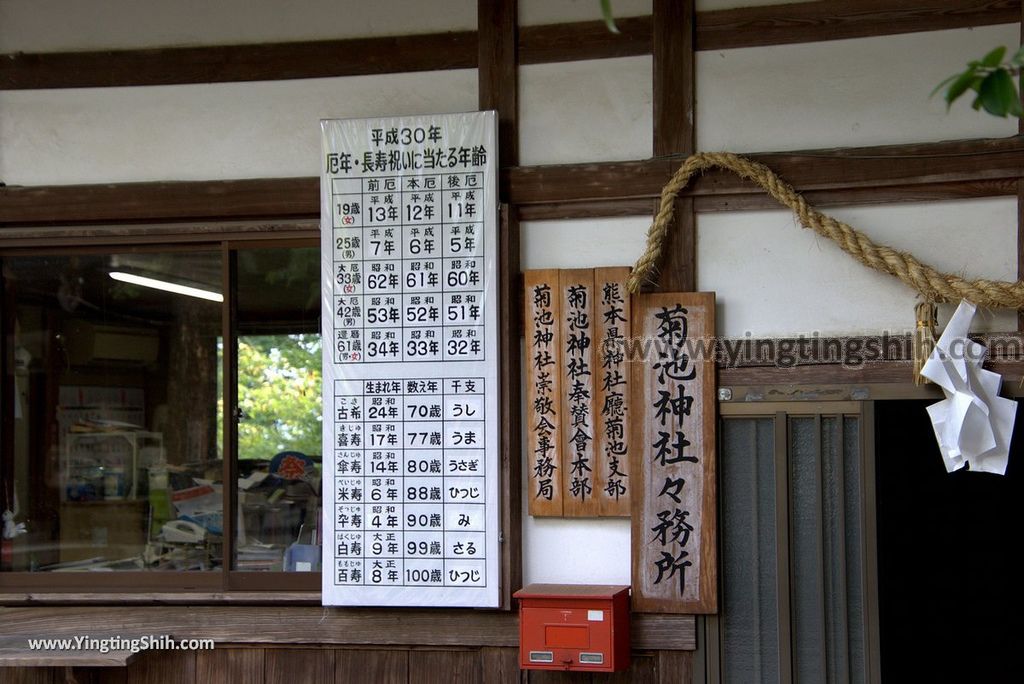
[0,177,318,226]
[0,32,479,89]
[479,0,519,168]
[716,330,1024,385]
[720,363,914,386]
[2,2,1017,90]
[519,15,652,64]
[695,178,1019,213]
[696,0,1020,52]
[3,137,1023,227]
[0,17,654,90]
[506,136,1024,206]
[652,0,696,293]
[514,178,1018,219]
[478,0,522,607]
[518,198,656,220]
[0,221,319,248]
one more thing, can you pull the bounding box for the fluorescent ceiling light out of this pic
[109,271,223,302]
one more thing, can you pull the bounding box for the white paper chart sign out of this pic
[320,112,500,607]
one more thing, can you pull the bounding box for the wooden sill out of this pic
[0,591,322,605]
[0,637,143,668]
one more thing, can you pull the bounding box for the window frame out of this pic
[700,400,883,684]
[0,229,325,595]
[0,216,520,606]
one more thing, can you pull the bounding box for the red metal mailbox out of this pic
[514,584,631,672]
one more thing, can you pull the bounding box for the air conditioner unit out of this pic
[65,321,160,366]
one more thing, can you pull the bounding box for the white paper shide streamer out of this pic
[920,300,1016,475]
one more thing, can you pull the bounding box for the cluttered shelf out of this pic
[9,417,322,575]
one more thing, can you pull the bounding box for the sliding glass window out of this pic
[0,237,321,592]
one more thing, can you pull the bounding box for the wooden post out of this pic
[653,0,696,293]
[479,0,522,604]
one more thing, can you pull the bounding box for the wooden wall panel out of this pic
[525,653,658,683]
[195,647,264,684]
[656,650,693,684]
[0,668,62,683]
[479,646,521,684]
[608,653,658,683]
[264,649,333,684]
[335,649,407,684]
[408,650,481,684]
[121,649,195,684]
[1,646,692,683]
[527,671,579,683]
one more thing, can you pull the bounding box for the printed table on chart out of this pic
[332,377,487,588]
[331,173,486,365]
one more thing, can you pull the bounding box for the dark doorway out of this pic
[876,400,1024,681]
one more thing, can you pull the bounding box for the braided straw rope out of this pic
[626,151,1024,308]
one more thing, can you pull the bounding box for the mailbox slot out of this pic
[514,584,631,673]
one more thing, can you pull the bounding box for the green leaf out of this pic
[600,0,620,34]
[1010,91,1024,117]
[978,69,1016,117]
[971,95,983,110]
[1010,44,1024,66]
[981,46,1007,68]
[930,72,961,98]
[943,70,981,108]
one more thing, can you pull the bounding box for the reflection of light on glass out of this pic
[109,271,223,302]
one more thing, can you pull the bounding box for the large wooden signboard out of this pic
[630,292,717,614]
[593,268,632,517]
[524,269,563,516]
[320,112,500,607]
[560,269,596,517]
[524,268,633,517]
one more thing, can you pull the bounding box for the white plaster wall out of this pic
[519,0,791,26]
[697,24,1019,152]
[0,71,478,184]
[698,199,1019,338]
[521,217,650,584]
[0,0,477,51]
[519,56,653,165]
[522,217,649,271]
[520,0,650,25]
